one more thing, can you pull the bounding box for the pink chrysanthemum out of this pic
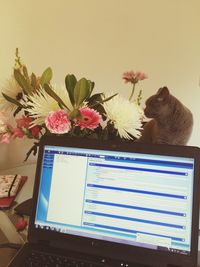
[123,71,147,84]
[45,110,71,134]
[75,107,102,130]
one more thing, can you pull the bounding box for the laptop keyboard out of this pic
[22,250,153,267]
[22,250,106,267]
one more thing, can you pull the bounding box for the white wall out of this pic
[0,0,200,169]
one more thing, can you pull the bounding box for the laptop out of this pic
[8,136,200,267]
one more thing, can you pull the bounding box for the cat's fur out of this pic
[138,86,193,145]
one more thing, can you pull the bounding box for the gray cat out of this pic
[138,86,193,145]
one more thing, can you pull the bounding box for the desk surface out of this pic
[0,163,36,267]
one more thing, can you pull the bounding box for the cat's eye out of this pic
[157,97,163,101]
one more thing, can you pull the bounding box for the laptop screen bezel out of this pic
[28,136,200,267]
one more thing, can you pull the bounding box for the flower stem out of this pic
[137,89,142,106]
[129,83,136,102]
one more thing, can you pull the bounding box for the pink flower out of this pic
[16,116,32,129]
[45,110,71,134]
[0,113,12,142]
[74,107,102,130]
[12,127,25,138]
[123,70,147,84]
[0,133,11,144]
[16,217,28,231]
[30,125,41,138]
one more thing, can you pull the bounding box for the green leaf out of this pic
[31,73,37,89]
[101,93,118,103]
[87,93,103,106]
[87,93,106,119]
[90,93,118,108]
[69,109,81,120]
[84,80,95,102]
[22,66,29,80]
[65,74,77,106]
[14,69,32,94]
[87,80,95,96]
[44,84,70,111]
[22,66,34,93]
[2,93,24,108]
[13,106,22,117]
[74,78,91,108]
[40,67,53,87]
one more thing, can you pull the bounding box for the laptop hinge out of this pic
[167,265,181,267]
[38,240,50,247]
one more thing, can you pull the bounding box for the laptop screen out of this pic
[34,144,195,256]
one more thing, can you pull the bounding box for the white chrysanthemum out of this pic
[103,94,143,139]
[0,76,22,112]
[26,84,73,126]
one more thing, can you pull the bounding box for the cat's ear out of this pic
[156,86,170,102]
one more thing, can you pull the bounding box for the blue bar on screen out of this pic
[89,163,187,176]
[85,211,184,229]
[87,184,186,199]
[85,199,185,216]
[83,222,184,242]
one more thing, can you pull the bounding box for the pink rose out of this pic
[74,107,102,130]
[45,110,71,134]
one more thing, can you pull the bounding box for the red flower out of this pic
[30,125,41,138]
[12,127,25,138]
[16,218,28,231]
[74,107,102,130]
[16,116,32,129]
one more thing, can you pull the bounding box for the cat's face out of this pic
[144,87,170,118]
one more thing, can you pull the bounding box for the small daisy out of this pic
[26,84,73,126]
[0,76,23,112]
[103,94,143,140]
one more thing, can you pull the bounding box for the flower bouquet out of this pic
[0,49,147,161]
